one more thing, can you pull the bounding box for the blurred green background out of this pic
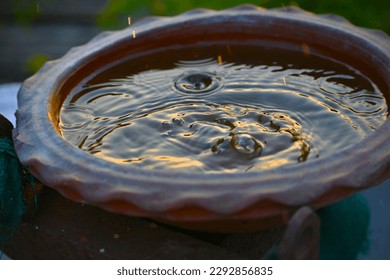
[98,0,390,33]
[1,0,389,82]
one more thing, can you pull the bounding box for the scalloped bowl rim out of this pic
[13,5,390,224]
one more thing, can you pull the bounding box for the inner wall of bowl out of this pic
[49,15,390,138]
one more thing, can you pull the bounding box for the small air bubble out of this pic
[232,134,264,155]
[172,117,184,126]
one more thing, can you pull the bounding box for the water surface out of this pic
[59,41,388,173]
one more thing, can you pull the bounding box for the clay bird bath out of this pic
[13,6,390,232]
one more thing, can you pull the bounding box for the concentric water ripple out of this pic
[59,42,388,173]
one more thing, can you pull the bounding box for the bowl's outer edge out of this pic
[13,5,390,228]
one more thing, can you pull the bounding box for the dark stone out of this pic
[0,114,13,139]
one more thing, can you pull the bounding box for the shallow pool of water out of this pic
[59,41,388,173]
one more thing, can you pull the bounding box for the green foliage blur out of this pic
[10,0,51,25]
[97,0,390,34]
[25,53,51,74]
[10,0,388,74]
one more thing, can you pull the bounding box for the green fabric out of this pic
[0,137,33,244]
[264,194,371,260]
[318,194,371,259]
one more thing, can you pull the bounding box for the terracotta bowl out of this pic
[13,5,390,232]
